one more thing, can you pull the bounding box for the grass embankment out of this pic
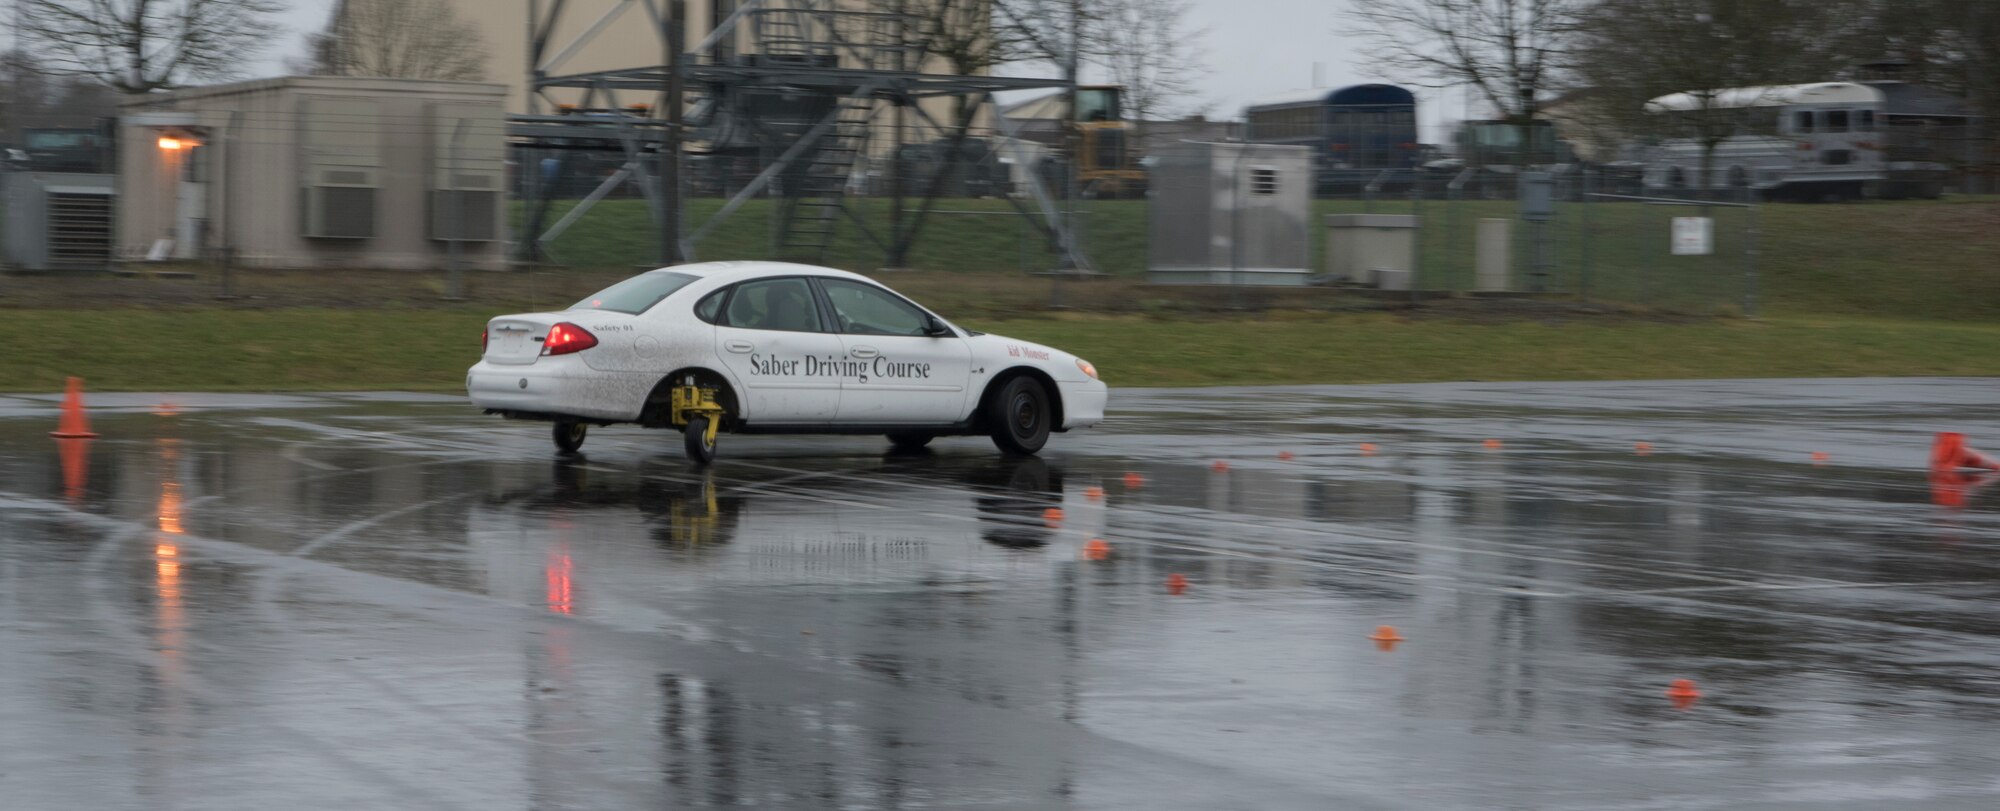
[13,309,2000,393]
[4,197,1994,392]
[529,196,2000,321]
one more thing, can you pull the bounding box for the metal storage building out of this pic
[116,76,508,270]
[1146,142,1313,285]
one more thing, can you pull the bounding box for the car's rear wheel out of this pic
[684,415,717,465]
[887,431,934,451]
[553,421,587,454]
[988,377,1051,455]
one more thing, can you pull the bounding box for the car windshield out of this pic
[571,272,699,315]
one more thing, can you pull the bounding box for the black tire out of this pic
[684,415,717,465]
[887,432,934,450]
[987,376,1051,455]
[553,421,587,454]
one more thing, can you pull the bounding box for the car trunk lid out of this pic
[484,315,559,366]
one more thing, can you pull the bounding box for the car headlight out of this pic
[1075,358,1098,380]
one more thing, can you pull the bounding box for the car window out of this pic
[820,278,931,337]
[695,289,727,323]
[572,272,698,315]
[722,278,822,332]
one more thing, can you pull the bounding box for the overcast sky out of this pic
[267,0,1469,141]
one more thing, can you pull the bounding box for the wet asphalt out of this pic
[4,379,2000,809]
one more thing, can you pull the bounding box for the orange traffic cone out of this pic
[1084,486,1105,501]
[1483,439,1503,450]
[1082,538,1111,560]
[1369,625,1405,651]
[1932,432,2000,473]
[1165,573,1188,595]
[1930,469,1993,509]
[1122,472,1145,489]
[50,377,99,439]
[58,437,90,505]
[1042,507,1065,524]
[1665,678,1702,709]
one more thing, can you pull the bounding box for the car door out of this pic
[711,277,846,423]
[816,277,973,424]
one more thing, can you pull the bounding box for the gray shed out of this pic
[1146,142,1312,285]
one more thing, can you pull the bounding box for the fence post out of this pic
[1743,202,1760,317]
[1579,168,1593,304]
[446,117,469,301]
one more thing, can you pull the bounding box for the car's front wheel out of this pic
[684,415,717,465]
[987,377,1051,455]
[553,421,587,454]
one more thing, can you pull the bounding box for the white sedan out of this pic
[466,261,1108,462]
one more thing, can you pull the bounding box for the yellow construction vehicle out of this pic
[1073,86,1147,198]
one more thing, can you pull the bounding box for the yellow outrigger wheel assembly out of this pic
[671,383,725,463]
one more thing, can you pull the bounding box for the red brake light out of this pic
[543,322,597,356]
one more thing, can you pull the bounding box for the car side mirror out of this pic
[922,315,953,337]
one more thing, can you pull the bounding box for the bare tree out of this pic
[17,0,283,93]
[1093,0,1206,124]
[1346,0,1584,152]
[304,0,490,81]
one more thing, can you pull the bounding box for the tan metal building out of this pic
[117,76,509,270]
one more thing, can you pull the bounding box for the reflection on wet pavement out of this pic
[4,379,2000,809]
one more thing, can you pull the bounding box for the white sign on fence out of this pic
[1672,216,1713,256]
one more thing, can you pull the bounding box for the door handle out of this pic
[725,339,754,354]
[850,345,879,359]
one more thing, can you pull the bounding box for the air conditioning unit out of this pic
[303,167,379,240]
[429,102,504,242]
[300,97,381,239]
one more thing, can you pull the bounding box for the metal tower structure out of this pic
[512,0,1091,271]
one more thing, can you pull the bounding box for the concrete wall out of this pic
[118,77,508,271]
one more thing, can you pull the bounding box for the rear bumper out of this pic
[465,357,651,422]
[1058,379,1109,430]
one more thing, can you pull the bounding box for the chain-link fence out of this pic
[1301,168,1760,315]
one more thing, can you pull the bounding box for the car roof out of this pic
[646,261,875,286]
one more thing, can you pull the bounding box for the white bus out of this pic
[1643,81,1971,201]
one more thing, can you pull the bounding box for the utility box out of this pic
[0,172,115,271]
[1324,213,1417,286]
[1147,141,1312,285]
[1476,218,1512,292]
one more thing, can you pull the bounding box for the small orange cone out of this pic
[1483,439,1503,450]
[49,377,99,439]
[58,437,90,505]
[1043,507,1065,523]
[1932,432,2000,472]
[1122,472,1145,489]
[1084,486,1105,501]
[1082,538,1110,560]
[1635,441,1653,456]
[1665,678,1702,709]
[1368,625,1405,651]
[1811,451,1830,465]
[1165,573,1188,595]
[1359,443,1378,456]
[1210,460,1230,473]
[1931,469,1992,509]
[1277,451,1294,461]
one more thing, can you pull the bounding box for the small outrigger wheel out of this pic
[684,415,717,464]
